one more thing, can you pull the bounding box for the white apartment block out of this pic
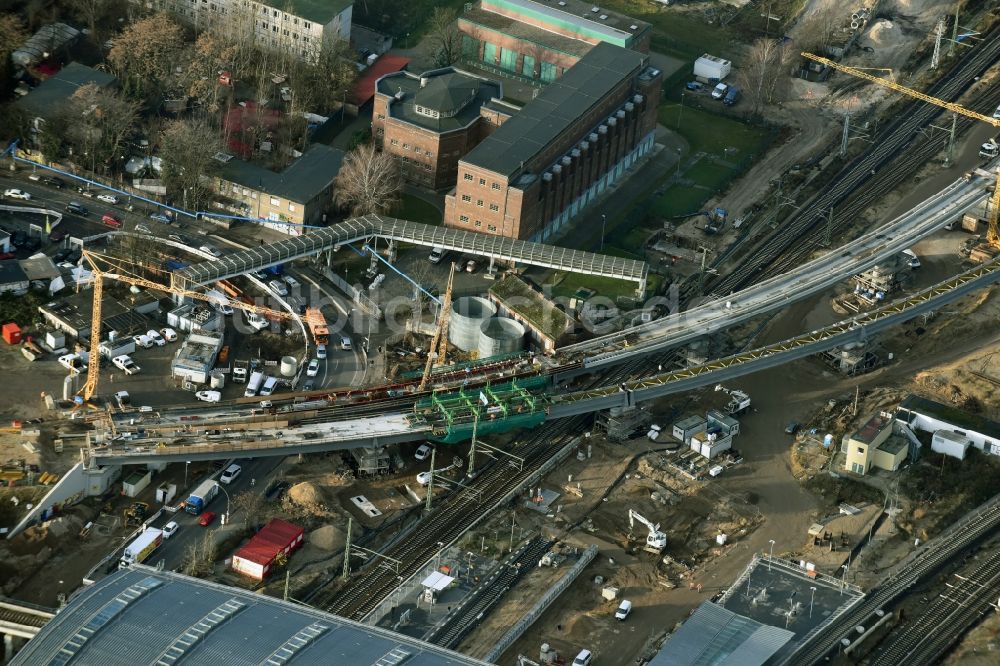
[136,0,353,61]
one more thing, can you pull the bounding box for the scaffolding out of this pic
[417,377,549,444]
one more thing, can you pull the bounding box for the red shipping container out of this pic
[231,518,304,581]
[2,323,22,345]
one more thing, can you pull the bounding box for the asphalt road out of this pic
[146,456,284,572]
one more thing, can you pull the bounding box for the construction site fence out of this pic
[483,544,599,663]
[322,268,382,319]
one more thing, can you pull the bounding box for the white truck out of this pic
[120,527,164,569]
[244,371,265,397]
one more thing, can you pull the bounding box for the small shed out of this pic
[672,415,707,444]
[693,54,731,82]
[421,570,455,603]
[2,322,22,345]
[931,430,971,460]
[232,519,305,581]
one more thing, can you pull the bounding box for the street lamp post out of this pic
[678,91,685,130]
[676,147,683,178]
[600,214,606,251]
[768,539,775,570]
[184,461,190,488]
[215,482,231,525]
[809,586,817,618]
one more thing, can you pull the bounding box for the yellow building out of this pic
[844,412,908,475]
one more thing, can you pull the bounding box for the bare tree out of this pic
[231,490,265,531]
[63,83,141,174]
[737,39,790,117]
[795,5,844,57]
[180,33,238,113]
[68,0,113,38]
[159,116,222,210]
[182,531,218,578]
[426,7,463,67]
[0,14,27,85]
[334,144,401,216]
[108,12,185,100]
[289,39,357,113]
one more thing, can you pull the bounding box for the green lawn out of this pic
[597,1,739,61]
[651,184,710,218]
[549,271,638,301]
[660,104,773,158]
[393,193,442,226]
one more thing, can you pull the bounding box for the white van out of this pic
[572,650,593,666]
[259,375,278,396]
[901,248,920,269]
[244,371,264,397]
[428,246,446,264]
[615,599,633,621]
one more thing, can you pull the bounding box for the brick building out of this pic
[373,67,516,190]
[211,144,345,236]
[458,0,651,83]
[444,42,661,241]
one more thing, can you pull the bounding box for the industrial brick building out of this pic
[373,67,517,190]
[458,0,651,83]
[443,42,662,241]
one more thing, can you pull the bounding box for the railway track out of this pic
[868,543,1000,666]
[426,537,553,650]
[0,606,51,629]
[782,494,1000,665]
[706,25,1000,296]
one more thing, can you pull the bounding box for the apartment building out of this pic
[136,0,352,61]
[458,0,650,83]
[373,67,517,190]
[211,144,345,236]
[443,42,661,241]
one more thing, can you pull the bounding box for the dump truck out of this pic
[185,479,219,515]
[305,307,329,346]
[119,527,163,569]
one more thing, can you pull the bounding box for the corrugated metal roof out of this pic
[649,602,794,666]
[234,519,304,566]
[11,568,489,666]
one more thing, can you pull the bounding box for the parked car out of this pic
[199,244,222,258]
[65,202,88,216]
[27,173,41,181]
[220,463,242,484]
[302,380,315,391]
[112,355,141,375]
[198,511,217,526]
[48,228,67,243]
[268,279,288,296]
[43,176,65,189]
[250,270,268,280]
[96,193,119,204]
[134,224,152,234]
[58,353,87,372]
[994,104,1000,120]
[3,188,31,200]
[159,327,178,342]
[162,521,179,539]
[686,81,705,91]
[723,86,742,106]
[416,471,432,486]
[102,212,122,228]
[195,390,222,403]
[149,212,171,223]
[283,274,300,288]
[414,444,433,461]
[168,234,187,244]
[316,343,327,359]
[306,358,320,377]
[428,246,446,263]
[133,334,153,348]
[614,599,633,621]
[711,82,729,99]
[145,329,165,346]
[53,248,73,263]
[340,336,352,351]
[465,258,478,273]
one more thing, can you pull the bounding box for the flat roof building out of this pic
[845,411,908,475]
[17,62,116,125]
[445,42,661,240]
[374,67,511,190]
[171,331,224,384]
[896,393,1000,457]
[10,567,488,665]
[458,0,651,84]
[136,0,353,62]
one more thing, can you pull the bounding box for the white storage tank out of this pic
[210,371,225,389]
[449,297,496,353]
[478,316,525,359]
[280,356,298,377]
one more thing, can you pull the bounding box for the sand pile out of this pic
[863,20,904,50]
[308,524,344,551]
[287,482,324,508]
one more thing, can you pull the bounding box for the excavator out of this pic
[628,509,668,554]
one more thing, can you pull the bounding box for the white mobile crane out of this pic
[628,509,667,553]
[715,384,751,415]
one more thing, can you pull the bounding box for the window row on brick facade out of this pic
[456,214,497,233]
[462,173,502,191]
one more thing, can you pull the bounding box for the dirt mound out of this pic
[287,482,324,508]
[308,524,343,551]
[864,19,904,49]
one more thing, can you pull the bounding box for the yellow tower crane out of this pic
[79,250,295,402]
[800,52,1000,250]
[418,262,456,391]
